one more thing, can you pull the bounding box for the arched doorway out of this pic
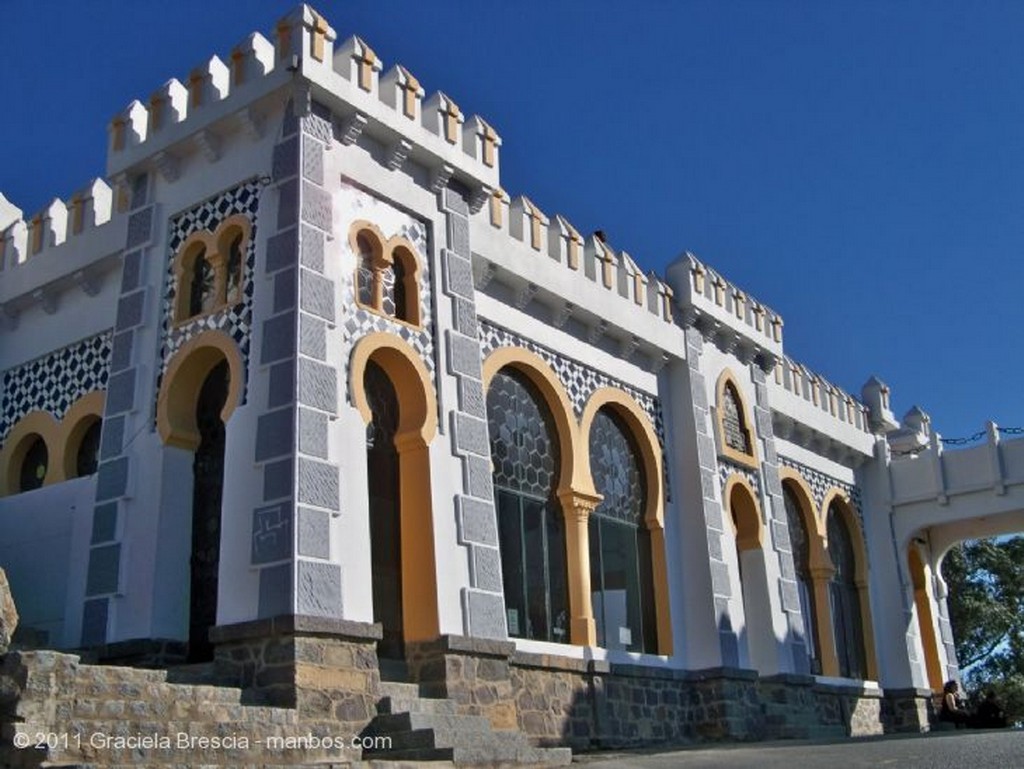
[350,332,440,657]
[364,360,404,658]
[156,329,245,660]
[826,502,867,679]
[188,360,229,662]
[725,477,773,672]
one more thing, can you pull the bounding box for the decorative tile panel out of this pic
[1,331,112,440]
[336,180,435,388]
[157,180,261,401]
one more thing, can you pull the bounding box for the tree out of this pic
[941,536,1024,722]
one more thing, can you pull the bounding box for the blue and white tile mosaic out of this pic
[157,180,261,400]
[1,331,113,440]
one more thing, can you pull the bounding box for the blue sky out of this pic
[2,1,1021,438]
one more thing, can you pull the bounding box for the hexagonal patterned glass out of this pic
[590,409,645,524]
[487,369,558,497]
[783,485,809,577]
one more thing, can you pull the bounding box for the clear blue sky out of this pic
[2,1,1021,438]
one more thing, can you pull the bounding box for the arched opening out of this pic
[715,370,758,468]
[487,367,568,643]
[826,502,867,679]
[391,245,421,326]
[364,360,404,658]
[726,477,774,672]
[188,359,229,662]
[224,230,245,304]
[350,332,440,653]
[72,418,102,478]
[19,436,48,493]
[587,407,655,653]
[909,545,943,692]
[188,247,216,318]
[782,480,821,673]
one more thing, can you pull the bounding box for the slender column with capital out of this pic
[557,489,602,646]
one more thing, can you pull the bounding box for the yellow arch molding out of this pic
[350,331,437,445]
[157,330,246,451]
[59,391,106,480]
[0,411,61,495]
[482,347,585,496]
[714,368,759,469]
[350,331,440,642]
[723,474,765,551]
[580,387,673,655]
[348,221,425,329]
[780,467,839,675]
[822,487,879,681]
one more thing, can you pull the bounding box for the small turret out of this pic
[861,375,899,433]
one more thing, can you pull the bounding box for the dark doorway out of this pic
[365,361,404,659]
[188,360,229,662]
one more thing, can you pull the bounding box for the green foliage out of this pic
[942,536,1024,720]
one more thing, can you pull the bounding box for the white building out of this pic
[2,4,1022,758]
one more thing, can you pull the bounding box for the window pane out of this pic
[226,233,244,302]
[588,408,654,652]
[19,437,48,492]
[75,419,102,477]
[827,505,866,678]
[498,491,526,638]
[545,503,569,643]
[523,498,550,640]
[356,235,375,307]
[189,250,216,317]
[393,255,408,321]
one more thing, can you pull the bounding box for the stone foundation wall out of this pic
[882,687,934,733]
[210,614,382,733]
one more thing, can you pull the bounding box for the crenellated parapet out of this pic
[105,4,502,192]
[667,252,783,364]
[479,193,675,329]
[0,180,115,274]
[773,356,871,434]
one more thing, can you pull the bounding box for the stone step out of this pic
[369,743,571,766]
[68,677,243,705]
[375,694,457,716]
[363,726,536,756]
[363,712,492,737]
[68,697,297,725]
[377,681,420,700]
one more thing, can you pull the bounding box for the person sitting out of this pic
[974,690,1007,729]
[939,680,971,727]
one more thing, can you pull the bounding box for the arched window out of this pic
[722,383,751,455]
[487,368,568,643]
[783,483,820,673]
[364,360,405,659]
[827,503,866,679]
[356,233,377,308]
[588,408,656,653]
[19,436,48,492]
[716,371,757,467]
[173,216,252,324]
[74,418,102,478]
[350,223,423,327]
[188,247,217,318]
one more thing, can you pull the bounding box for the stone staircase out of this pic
[361,677,571,766]
[0,650,569,768]
[0,650,359,767]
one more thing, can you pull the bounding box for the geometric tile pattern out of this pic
[778,455,863,529]
[717,458,760,499]
[0,331,113,441]
[156,180,261,403]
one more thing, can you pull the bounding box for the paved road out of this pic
[575,729,1024,768]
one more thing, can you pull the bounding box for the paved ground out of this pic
[574,729,1024,768]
